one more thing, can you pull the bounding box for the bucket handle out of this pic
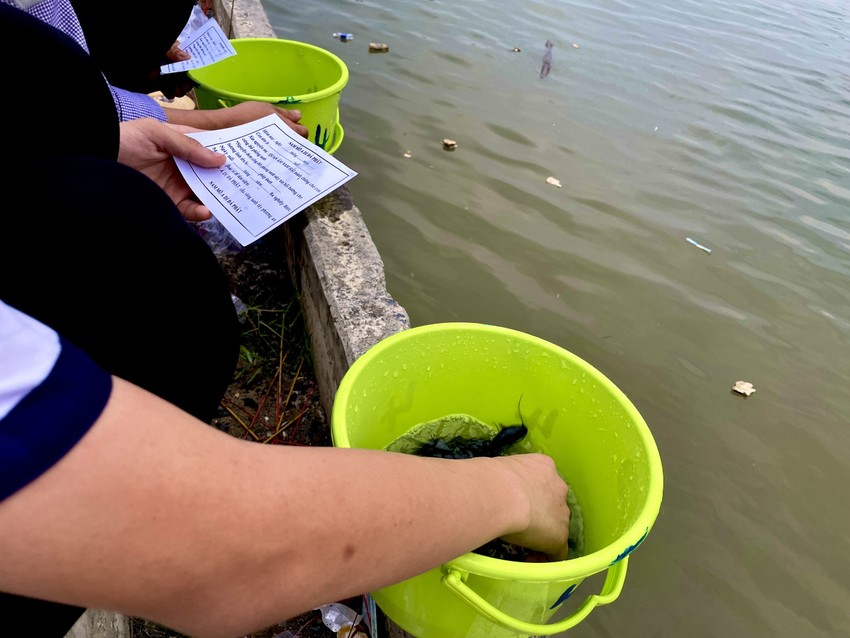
[441,557,628,636]
[216,98,236,109]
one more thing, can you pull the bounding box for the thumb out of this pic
[170,132,227,169]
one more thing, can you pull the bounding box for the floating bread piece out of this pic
[369,42,390,53]
[442,138,458,150]
[546,176,562,188]
[731,380,756,396]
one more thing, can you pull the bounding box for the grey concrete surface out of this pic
[65,0,409,636]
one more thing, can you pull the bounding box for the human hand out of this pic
[494,453,571,560]
[162,101,308,137]
[203,101,308,138]
[167,42,191,63]
[117,118,226,221]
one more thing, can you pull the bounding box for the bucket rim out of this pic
[332,321,664,580]
[188,37,350,103]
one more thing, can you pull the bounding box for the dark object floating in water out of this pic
[540,39,554,78]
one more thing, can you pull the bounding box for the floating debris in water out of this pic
[403,150,412,158]
[540,39,554,78]
[546,176,562,188]
[442,138,458,151]
[572,43,580,49]
[332,32,353,42]
[512,47,522,52]
[732,380,756,396]
[369,42,389,53]
[686,237,712,254]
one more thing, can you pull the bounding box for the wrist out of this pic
[479,456,532,537]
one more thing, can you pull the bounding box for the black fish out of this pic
[412,396,530,459]
[412,423,528,459]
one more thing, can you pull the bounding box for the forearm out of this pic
[162,105,220,128]
[0,378,532,637]
[163,101,308,137]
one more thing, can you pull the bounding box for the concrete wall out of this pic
[65,1,409,636]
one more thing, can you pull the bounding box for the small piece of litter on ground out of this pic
[369,42,389,53]
[686,237,712,254]
[546,176,562,188]
[442,138,458,150]
[403,150,412,158]
[732,380,756,396]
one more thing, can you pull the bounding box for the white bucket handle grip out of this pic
[441,557,629,635]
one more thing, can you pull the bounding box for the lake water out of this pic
[262,0,850,635]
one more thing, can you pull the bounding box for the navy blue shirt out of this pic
[0,300,112,501]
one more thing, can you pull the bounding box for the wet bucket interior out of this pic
[331,323,663,637]
[188,38,348,153]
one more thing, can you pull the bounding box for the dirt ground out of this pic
[128,229,373,638]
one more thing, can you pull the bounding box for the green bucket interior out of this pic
[188,38,348,152]
[331,323,663,637]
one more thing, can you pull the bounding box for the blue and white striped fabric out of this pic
[0,300,112,501]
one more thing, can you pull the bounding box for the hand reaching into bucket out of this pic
[161,101,309,139]
[494,453,572,561]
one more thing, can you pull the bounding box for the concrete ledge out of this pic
[281,186,410,418]
[65,609,129,638]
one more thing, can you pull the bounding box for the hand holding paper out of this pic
[174,115,357,246]
[161,18,237,75]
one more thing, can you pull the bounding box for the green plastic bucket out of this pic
[331,323,663,637]
[188,38,348,153]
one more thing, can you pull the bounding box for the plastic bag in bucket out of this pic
[188,38,348,153]
[331,323,663,637]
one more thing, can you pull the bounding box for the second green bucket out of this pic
[331,323,664,637]
[189,38,348,153]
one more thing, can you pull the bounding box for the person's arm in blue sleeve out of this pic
[0,300,570,638]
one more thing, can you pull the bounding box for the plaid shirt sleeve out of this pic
[109,85,168,122]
